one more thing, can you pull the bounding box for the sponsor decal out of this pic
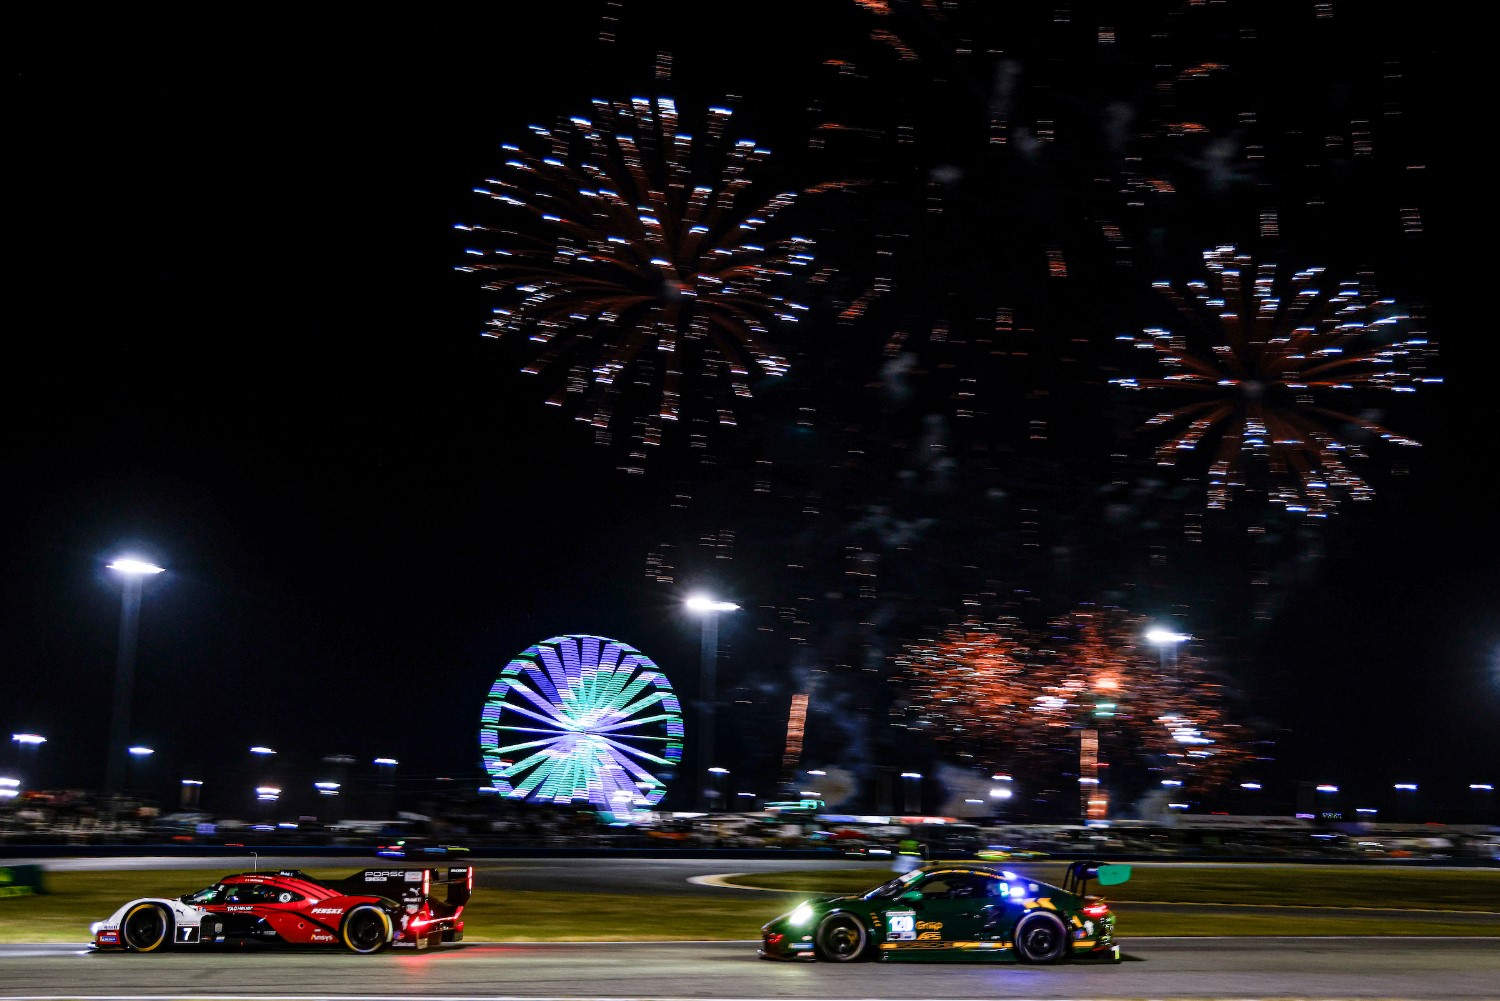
[97,932,119,944]
[406,872,422,882]
[916,920,943,930]
[311,933,335,942]
[227,906,254,912]
[311,907,343,915]
[917,931,941,940]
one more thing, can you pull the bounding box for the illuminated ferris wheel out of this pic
[479,634,683,812]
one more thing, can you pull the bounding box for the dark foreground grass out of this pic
[2,863,1497,944]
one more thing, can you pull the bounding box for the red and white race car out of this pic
[91,865,471,954]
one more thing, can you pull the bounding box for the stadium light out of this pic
[1146,626,1190,680]
[685,595,740,613]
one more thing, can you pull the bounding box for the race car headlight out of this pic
[789,903,814,926]
[89,922,103,935]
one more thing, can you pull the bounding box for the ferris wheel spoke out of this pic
[591,710,673,734]
[596,640,624,672]
[509,659,560,704]
[610,691,669,721]
[595,656,637,704]
[597,734,676,767]
[536,645,577,703]
[504,745,562,779]
[510,759,559,799]
[491,734,569,755]
[600,743,666,784]
[612,673,660,711]
[502,684,580,727]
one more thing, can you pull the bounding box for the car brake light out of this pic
[467,867,474,892]
[422,870,430,897]
[1082,904,1110,918]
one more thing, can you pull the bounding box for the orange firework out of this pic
[894,607,1250,796]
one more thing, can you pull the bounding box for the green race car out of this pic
[759,860,1128,964]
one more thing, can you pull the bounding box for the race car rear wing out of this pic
[1061,860,1131,896]
[328,866,474,909]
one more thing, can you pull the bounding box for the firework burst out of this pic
[459,96,839,438]
[894,607,1251,798]
[1112,246,1437,515]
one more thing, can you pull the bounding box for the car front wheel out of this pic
[813,913,869,962]
[121,902,173,953]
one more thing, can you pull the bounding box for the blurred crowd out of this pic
[2,789,1496,862]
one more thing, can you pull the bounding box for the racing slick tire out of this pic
[1014,911,1068,964]
[340,904,394,954]
[813,913,870,962]
[121,902,173,953]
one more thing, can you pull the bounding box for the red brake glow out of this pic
[422,870,430,897]
[1082,904,1110,918]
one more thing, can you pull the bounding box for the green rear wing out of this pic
[1062,860,1132,895]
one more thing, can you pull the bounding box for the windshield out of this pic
[863,869,923,901]
[181,883,225,905]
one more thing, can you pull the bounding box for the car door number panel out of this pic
[886,910,916,941]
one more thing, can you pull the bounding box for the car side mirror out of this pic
[900,889,924,902]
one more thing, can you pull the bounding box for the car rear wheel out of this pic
[813,913,869,962]
[1014,911,1068,964]
[121,902,173,953]
[340,905,393,954]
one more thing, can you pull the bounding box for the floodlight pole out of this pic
[104,559,164,803]
[105,576,143,799]
[686,595,738,812]
[699,612,717,810]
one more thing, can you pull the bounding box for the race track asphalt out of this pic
[1,937,1498,999]
[7,855,1499,999]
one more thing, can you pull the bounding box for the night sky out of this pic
[6,3,1486,821]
